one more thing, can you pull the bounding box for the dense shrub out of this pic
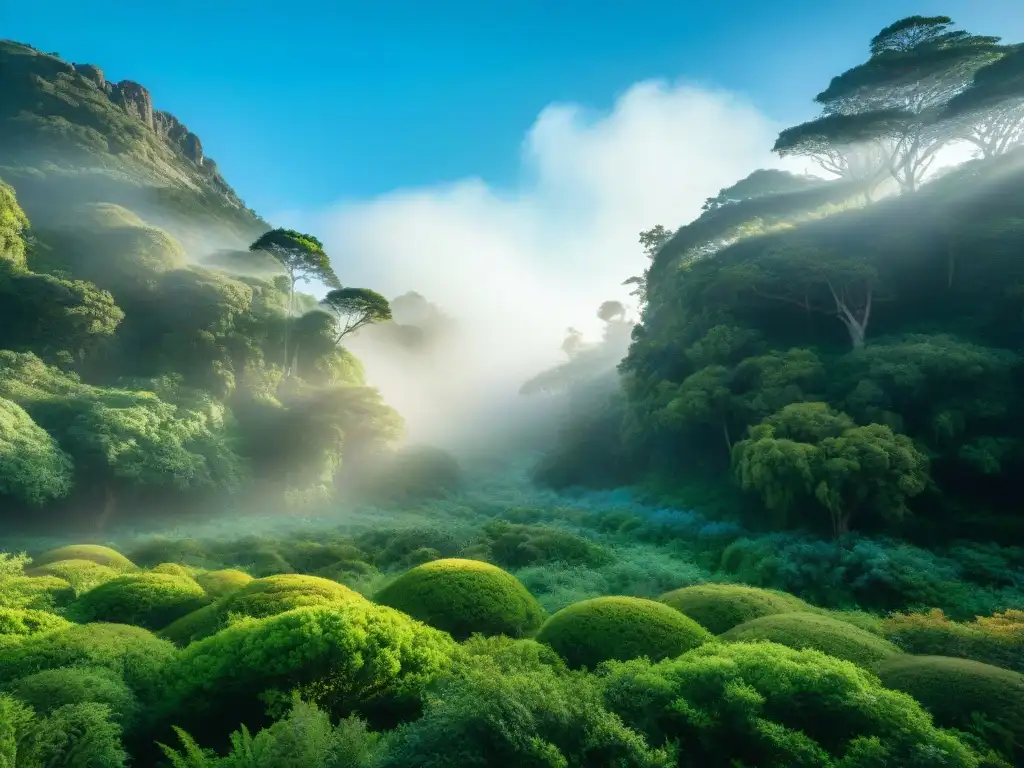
[0,606,70,637]
[375,558,546,640]
[8,666,139,726]
[478,520,614,568]
[32,544,135,571]
[536,596,713,669]
[882,609,1024,672]
[195,568,252,598]
[26,558,120,595]
[659,583,810,634]
[148,603,456,747]
[0,622,176,697]
[1,697,129,767]
[0,574,75,610]
[161,573,363,644]
[66,572,210,630]
[601,642,982,767]
[720,612,901,666]
[873,655,1024,763]
[380,651,672,767]
[150,563,195,579]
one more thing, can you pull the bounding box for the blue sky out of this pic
[4,1,1022,215]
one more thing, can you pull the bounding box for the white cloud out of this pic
[280,79,802,447]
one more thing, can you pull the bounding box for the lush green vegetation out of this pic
[1,15,1024,767]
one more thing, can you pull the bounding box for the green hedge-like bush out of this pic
[8,666,139,727]
[536,596,713,669]
[882,609,1024,673]
[147,603,457,747]
[0,607,71,638]
[720,612,901,666]
[32,545,134,571]
[0,622,176,697]
[149,563,195,579]
[160,573,363,645]
[601,642,981,767]
[375,558,546,641]
[66,573,210,630]
[0,575,75,610]
[26,559,120,595]
[659,583,810,634]
[873,655,1024,762]
[194,568,252,598]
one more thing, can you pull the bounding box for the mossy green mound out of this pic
[873,655,1024,754]
[720,611,901,666]
[160,573,362,645]
[26,559,120,595]
[149,602,457,745]
[8,666,138,726]
[375,558,546,641]
[0,607,71,637]
[195,568,252,598]
[0,622,176,696]
[659,583,810,634]
[0,575,75,610]
[32,544,134,571]
[149,563,195,579]
[66,573,210,630]
[536,596,713,669]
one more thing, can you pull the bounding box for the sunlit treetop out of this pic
[248,228,340,289]
[944,43,1024,117]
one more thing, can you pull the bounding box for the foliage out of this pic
[194,569,252,598]
[0,575,75,611]
[536,596,713,669]
[65,572,210,630]
[2,699,130,767]
[8,666,139,726]
[719,611,902,666]
[32,545,135,571]
[873,655,1024,763]
[26,559,120,595]
[375,558,546,641]
[0,607,71,638]
[882,609,1024,672]
[659,583,810,634]
[319,287,392,344]
[601,642,983,767]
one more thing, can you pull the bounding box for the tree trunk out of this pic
[284,277,295,376]
[721,417,732,457]
[96,485,117,532]
[827,282,871,349]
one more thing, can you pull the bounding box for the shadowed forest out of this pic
[1,14,1023,768]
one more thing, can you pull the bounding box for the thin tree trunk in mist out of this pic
[96,485,117,532]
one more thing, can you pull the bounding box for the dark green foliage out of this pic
[601,642,982,767]
[375,558,546,640]
[6,700,129,767]
[66,572,210,630]
[320,287,392,343]
[148,603,456,745]
[8,666,138,726]
[536,596,713,669]
[873,655,1024,763]
[720,611,902,666]
[478,520,613,569]
[659,583,810,634]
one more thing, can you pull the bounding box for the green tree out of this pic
[319,287,392,345]
[248,229,341,376]
[0,397,73,506]
[942,43,1024,157]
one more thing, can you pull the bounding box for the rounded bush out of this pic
[375,558,546,641]
[536,596,713,669]
[874,655,1024,752]
[26,559,120,595]
[32,544,134,571]
[720,612,900,666]
[0,607,71,638]
[882,608,1024,673]
[149,603,457,747]
[601,642,980,767]
[66,573,210,630]
[195,568,252,598]
[9,666,138,726]
[161,573,362,645]
[0,622,176,696]
[0,575,75,610]
[149,563,195,579]
[659,583,810,634]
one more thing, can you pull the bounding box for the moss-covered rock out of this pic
[536,596,713,669]
[195,568,252,598]
[873,655,1024,758]
[0,606,71,637]
[720,612,901,666]
[375,558,546,641]
[0,575,75,610]
[32,544,134,571]
[160,573,362,645]
[26,559,120,595]
[8,666,138,726]
[659,583,810,634]
[0,622,176,696]
[66,573,210,630]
